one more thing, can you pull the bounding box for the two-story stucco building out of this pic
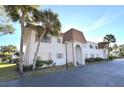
[23,27,108,66]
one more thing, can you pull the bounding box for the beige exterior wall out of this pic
[23,27,108,66]
[23,28,66,66]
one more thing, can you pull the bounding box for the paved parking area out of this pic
[0,59,124,87]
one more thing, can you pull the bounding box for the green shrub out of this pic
[0,52,12,62]
[85,58,95,63]
[119,51,124,57]
[85,57,104,63]
[35,57,45,68]
[95,57,104,61]
[45,60,53,66]
[109,56,117,60]
[35,57,54,68]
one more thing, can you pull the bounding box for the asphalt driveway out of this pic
[1,59,124,87]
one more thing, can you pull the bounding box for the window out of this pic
[91,54,94,58]
[42,36,51,43]
[89,45,93,49]
[35,34,51,43]
[57,38,61,43]
[56,53,63,59]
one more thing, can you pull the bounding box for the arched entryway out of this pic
[75,45,82,65]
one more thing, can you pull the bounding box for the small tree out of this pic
[119,44,124,58]
[0,45,17,62]
[119,44,124,51]
[103,34,116,58]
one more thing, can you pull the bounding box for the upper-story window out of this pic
[89,45,93,49]
[57,38,61,43]
[42,36,51,43]
[56,53,63,59]
[35,34,51,43]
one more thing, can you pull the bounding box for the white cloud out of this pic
[62,11,123,33]
[61,10,123,45]
[83,11,123,32]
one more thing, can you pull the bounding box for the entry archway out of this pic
[75,45,82,65]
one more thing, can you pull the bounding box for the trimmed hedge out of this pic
[45,60,53,66]
[85,57,104,63]
[95,57,104,61]
[109,56,118,60]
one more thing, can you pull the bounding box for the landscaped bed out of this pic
[85,56,118,65]
[85,60,110,65]
[24,63,75,77]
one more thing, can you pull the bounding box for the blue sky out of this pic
[0,5,124,49]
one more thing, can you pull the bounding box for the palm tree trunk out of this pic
[19,13,25,74]
[32,30,46,70]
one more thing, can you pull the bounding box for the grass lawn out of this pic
[0,62,75,82]
[0,62,20,82]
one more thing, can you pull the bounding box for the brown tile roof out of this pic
[63,28,87,43]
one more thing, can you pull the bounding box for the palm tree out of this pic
[0,6,14,36]
[0,24,14,36]
[103,34,116,58]
[27,9,61,70]
[4,5,39,74]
